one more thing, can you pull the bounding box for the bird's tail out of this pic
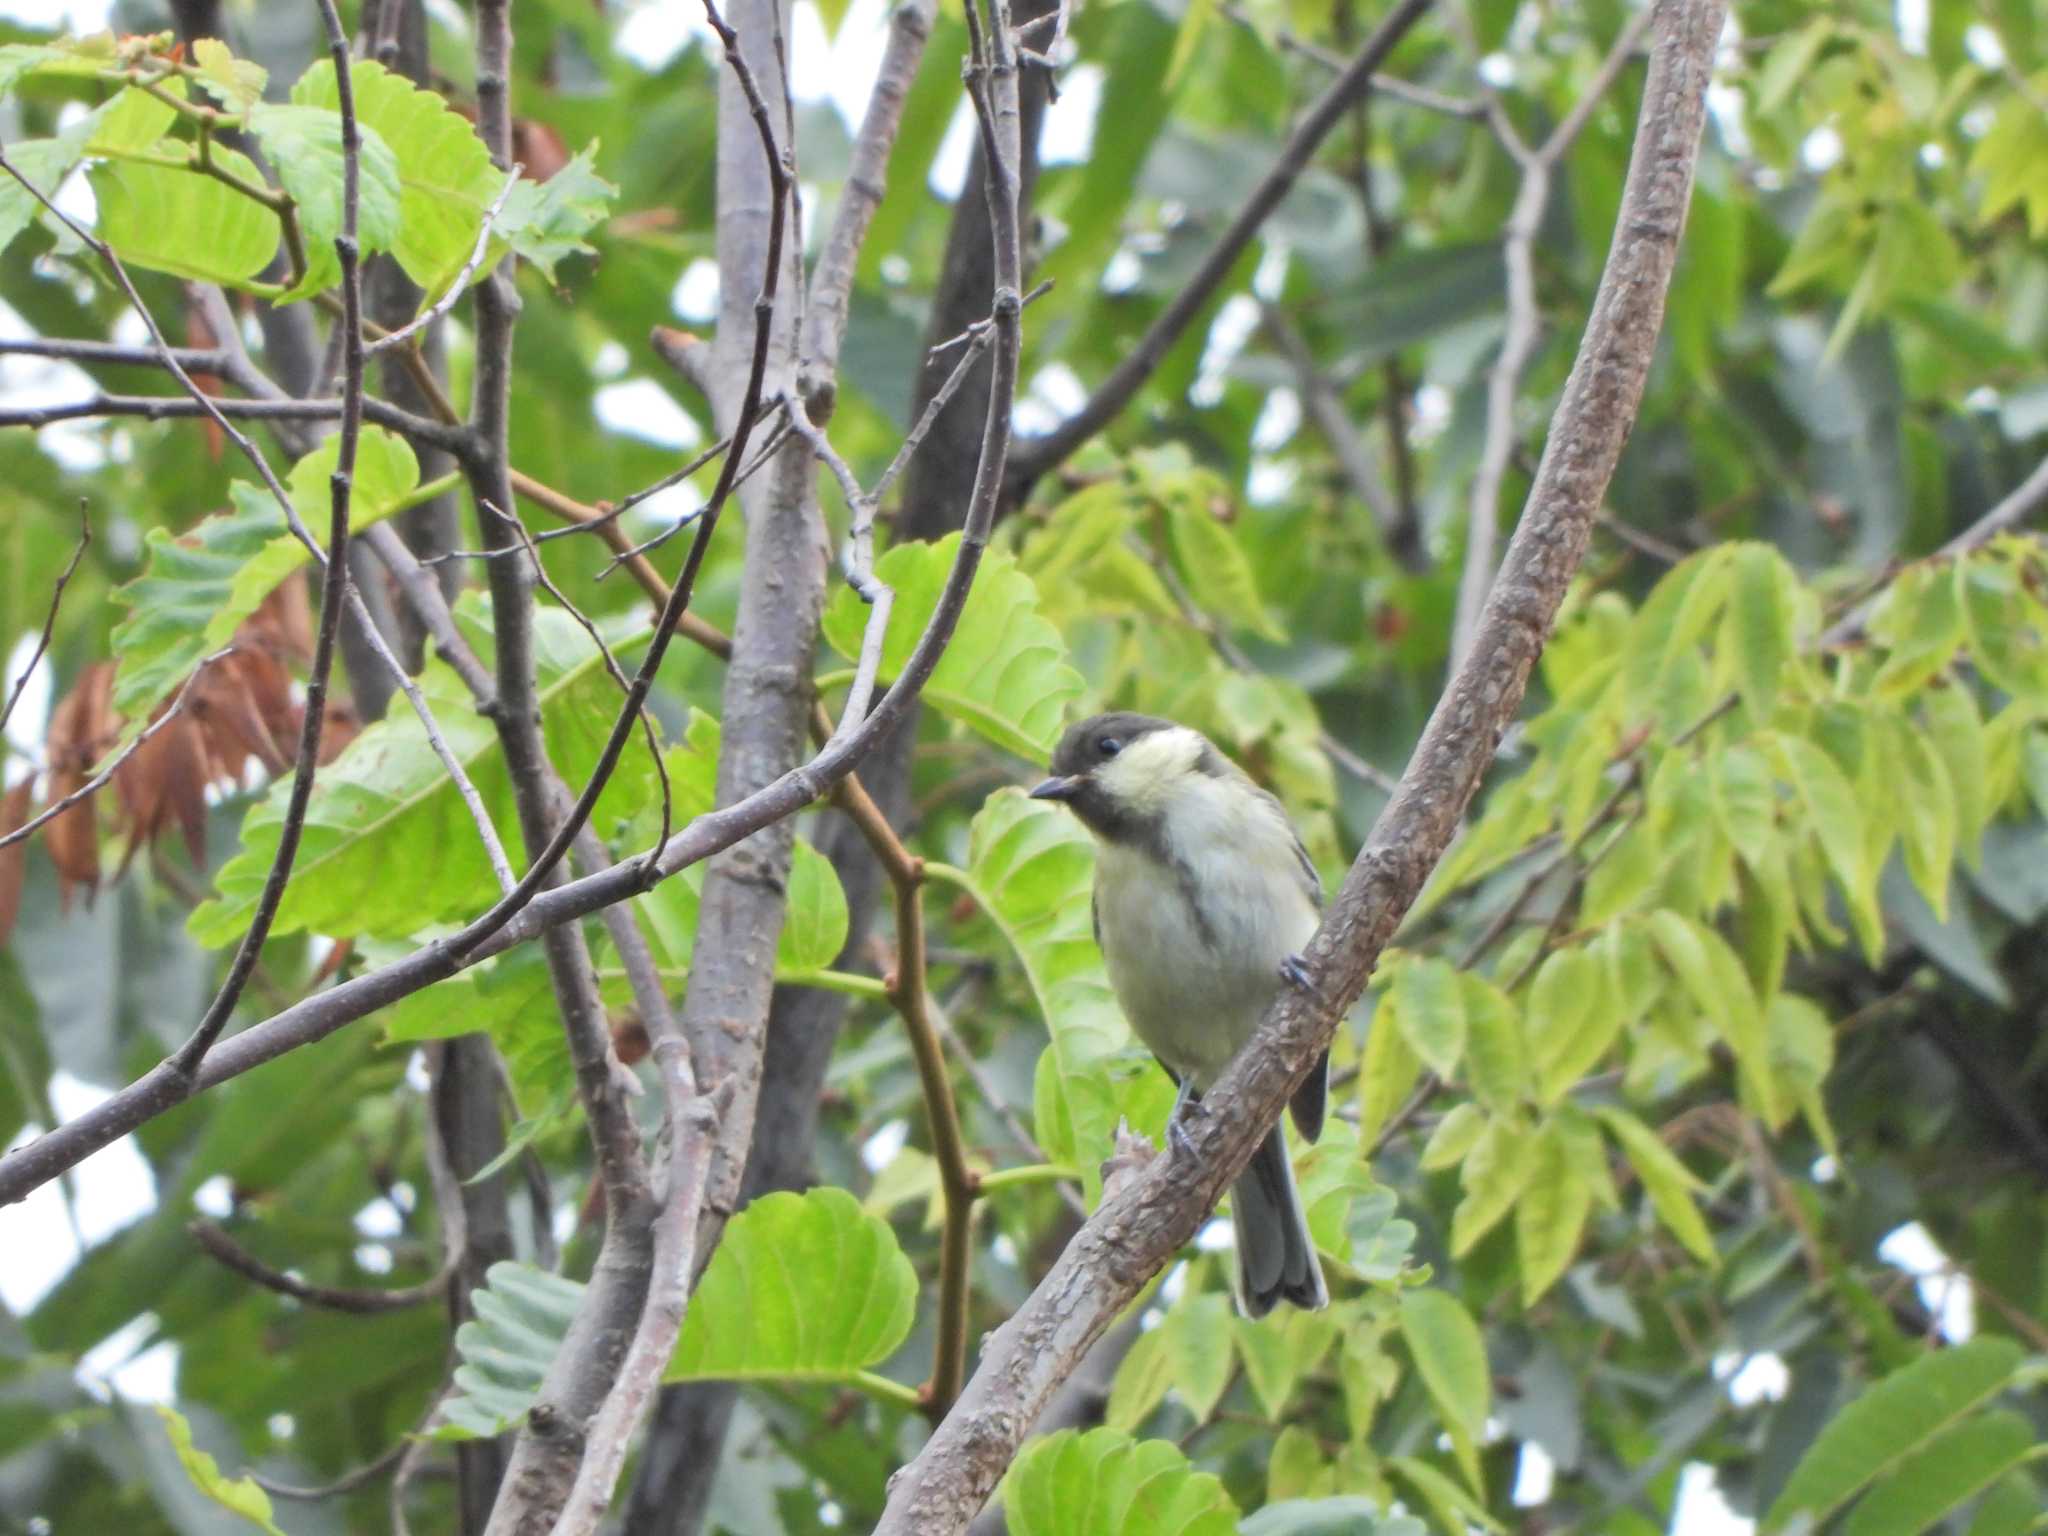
[1231,1123,1328,1318]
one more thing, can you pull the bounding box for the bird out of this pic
[1029,710,1330,1316]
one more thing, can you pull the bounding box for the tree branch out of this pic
[870,2,1724,1526]
[1002,0,1435,492]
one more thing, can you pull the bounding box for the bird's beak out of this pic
[1029,774,1082,803]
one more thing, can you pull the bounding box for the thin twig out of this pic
[1004,0,1437,489]
[189,1218,451,1312]
[1,507,88,736]
[366,168,523,357]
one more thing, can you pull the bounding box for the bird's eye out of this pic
[1097,736,1123,758]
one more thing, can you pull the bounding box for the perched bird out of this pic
[1030,711,1329,1316]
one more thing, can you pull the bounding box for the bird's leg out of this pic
[1279,953,1316,993]
[1167,1076,1203,1163]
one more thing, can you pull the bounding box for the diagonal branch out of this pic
[870,1,1725,1527]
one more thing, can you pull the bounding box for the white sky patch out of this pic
[1713,1351,1789,1407]
[0,1073,160,1314]
[0,0,113,28]
[1511,1443,1555,1507]
[1028,362,1086,421]
[1478,52,1517,88]
[930,100,976,200]
[671,257,721,322]
[77,1314,177,1406]
[1252,243,1290,303]
[1158,1258,1191,1305]
[989,1232,1018,1267]
[1894,0,1930,55]
[1672,1463,1754,1536]
[1920,142,1947,169]
[3,633,53,784]
[1194,1218,1233,1253]
[1960,105,1997,140]
[1411,383,1452,444]
[1799,125,1844,174]
[1879,1221,1976,1342]
[593,340,630,379]
[1,300,107,474]
[1706,81,1751,159]
[1810,1154,1839,1184]
[1251,386,1300,451]
[1247,458,1298,506]
[353,1195,407,1240]
[192,1176,234,1220]
[1191,293,1262,407]
[1101,246,1144,295]
[595,379,704,450]
[355,1243,394,1274]
[1964,23,2007,70]
[861,1118,910,1172]
[1041,64,1104,165]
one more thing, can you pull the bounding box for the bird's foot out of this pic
[1279,953,1316,993]
[1167,1080,1203,1163]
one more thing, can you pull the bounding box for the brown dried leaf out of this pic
[113,712,211,873]
[0,780,30,947]
[42,663,117,904]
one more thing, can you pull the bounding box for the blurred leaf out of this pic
[1000,1427,1238,1536]
[154,1405,288,1535]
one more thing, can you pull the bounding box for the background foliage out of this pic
[3,0,2048,1533]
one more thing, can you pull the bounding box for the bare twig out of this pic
[871,3,1724,1526]
[1003,0,1436,490]
[189,1218,451,1312]
[1450,5,1656,666]
[366,167,522,357]
[1,507,88,736]
[0,388,469,457]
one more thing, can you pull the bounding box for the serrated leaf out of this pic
[496,143,617,282]
[1459,972,1524,1110]
[1724,543,1795,721]
[291,58,508,298]
[1106,1327,1173,1432]
[0,130,94,255]
[1160,1291,1234,1422]
[1419,1103,1486,1171]
[1526,947,1616,1105]
[1840,1410,2037,1536]
[963,791,1129,1195]
[1514,1121,1591,1304]
[1595,1106,1715,1263]
[190,604,660,944]
[1398,1289,1489,1496]
[155,1406,288,1535]
[1766,1340,2026,1532]
[1647,910,1783,1125]
[249,101,404,299]
[89,146,279,285]
[823,533,1084,759]
[668,1188,917,1383]
[1390,958,1465,1079]
[437,1260,591,1438]
[1163,498,1284,642]
[191,37,266,112]
[1450,1115,1534,1255]
[1356,996,1423,1148]
[1001,1427,1239,1536]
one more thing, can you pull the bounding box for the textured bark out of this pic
[871,2,1727,1528]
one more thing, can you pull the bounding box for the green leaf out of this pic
[1594,1107,1715,1263]
[1647,911,1783,1125]
[1971,84,2048,237]
[1397,1289,1489,1496]
[438,1261,587,1439]
[1234,1313,1302,1420]
[1526,947,1616,1106]
[248,102,404,298]
[668,1188,917,1384]
[1513,1121,1592,1305]
[1625,547,1733,716]
[1459,973,1524,1111]
[89,146,279,285]
[1723,543,1796,721]
[1241,1498,1426,1536]
[1765,1338,2026,1531]
[1388,1454,1507,1535]
[1159,1291,1234,1422]
[1160,492,1283,641]
[1106,1328,1174,1432]
[85,86,181,155]
[1840,1411,2039,1536]
[1894,717,1957,919]
[1000,1427,1239,1536]
[1390,958,1466,1079]
[191,37,266,112]
[0,131,92,255]
[496,143,618,282]
[1419,1103,1486,1172]
[190,605,661,944]
[1770,732,1880,961]
[822,533,1084,760]
[959,791,1129,1192]
[1922,685,1989,865]
[1356,997,1424,1149]
[290,58,507,298]
[1450,1115,1535,1255]
[154,1406,289,1534]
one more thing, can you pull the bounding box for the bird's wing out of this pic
[1091,886,1102,949]
[1251,781,1323,911]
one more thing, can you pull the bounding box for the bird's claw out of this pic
[1167,1109,1201,1164]
[1167,1078,1202,1163]
[1279,953,1316,993]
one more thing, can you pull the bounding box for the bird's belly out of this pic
[1095,848,1312,1087]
